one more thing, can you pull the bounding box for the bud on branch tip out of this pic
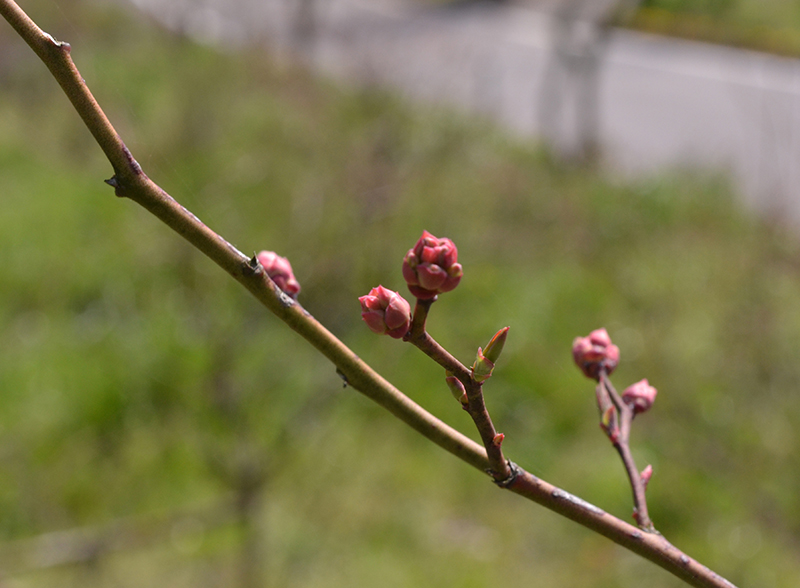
[572,328,619,380]
[256,250,301,298]
[622,379,658,415]
[402,230,463,299]
[359,286,412,339]
[484,326,509,364]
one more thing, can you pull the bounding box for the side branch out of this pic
[601,373,653,530]
[0,3,736,587]
[405,300,510,479]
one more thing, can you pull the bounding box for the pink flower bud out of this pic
[402,230,463,299]
[358,285,412,339]
[622,379,658,414]
[572,328,619,380]
[492,433,505,447]
[256,250,301,298]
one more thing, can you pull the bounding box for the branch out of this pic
[0,2,736,587]
[600,371,653,530]
[405,299,511,480]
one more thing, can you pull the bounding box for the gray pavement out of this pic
[126,0,800,221]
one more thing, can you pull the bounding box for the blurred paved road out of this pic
[127,0,800,221]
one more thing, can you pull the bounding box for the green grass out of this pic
[1,1,800,587]
[417,0,800,56]
[628,0,800,56]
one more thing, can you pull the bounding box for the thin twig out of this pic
[601,372,654,531]
[405,299,470,377]
[0,3,736,586]
[405,300,510,479]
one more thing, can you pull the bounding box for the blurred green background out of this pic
[631,0,800,56]
[1,0,799,586]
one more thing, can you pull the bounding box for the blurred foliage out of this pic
[1,0,799,587]
[632,0,800,56]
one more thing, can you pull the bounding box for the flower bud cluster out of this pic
[572,329,659,523]
[360,231,465,341]
[572,328,620,380]
[402,231,463,299]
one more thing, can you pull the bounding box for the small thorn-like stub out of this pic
[492,433,505,447]
[600,404,620,444]
[445,373,467,402]
[104,175,128,198]
[572,328,620,380]
[402,230,463,299]
[622,379,658,415]
[359,286,412,339]
[256,250,301,298]
[246,254,260,272]
[640,464,653,490]
[471,347,495,383]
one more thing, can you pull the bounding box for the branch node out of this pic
[491,460,520,488]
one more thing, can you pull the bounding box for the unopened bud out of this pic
[600,404,620,444]
[471,347,495,383]
[572,328,619,380]
[402,230,463,299]
[256,250,301,298]
[492,433,505,447]
[358,285,412,339]
[622,379,658,415]
[483,327,509,365]
[640,464,653,490]
[445,373,467,403]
